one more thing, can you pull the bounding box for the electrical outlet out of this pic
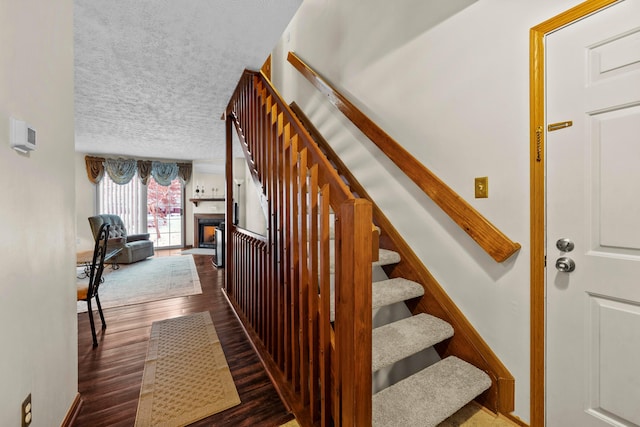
[475,177,489,198]
[22,393,32,427]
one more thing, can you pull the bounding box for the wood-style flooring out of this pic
[75,250,295,427]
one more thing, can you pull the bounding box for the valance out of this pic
[105,158,137,184]
[85,156,105,184]
[151,161,179,186]
[137,160,152,185]
[177,163,192,185]
[84,155,192,187]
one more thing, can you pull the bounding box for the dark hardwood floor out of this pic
[75,250,295,427]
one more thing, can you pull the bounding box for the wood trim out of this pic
[189,197,224,206]
[261,54,272,80]
[287,51,521,263]
[61,393,82,427]
[503,411,530,427]
[234,225,268,242]
[529,2,620,426]
[291,102,515,415]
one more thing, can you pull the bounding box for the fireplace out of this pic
[194,214,224,249]
[200,224,217,248]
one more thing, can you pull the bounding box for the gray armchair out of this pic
[88,214,154,264]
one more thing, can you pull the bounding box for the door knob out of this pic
[555,257,575,273]
[556,238,575,252]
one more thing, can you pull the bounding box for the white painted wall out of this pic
[271,0,585,422]
[0,1,77,425]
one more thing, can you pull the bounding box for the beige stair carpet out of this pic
[134,311,240,426]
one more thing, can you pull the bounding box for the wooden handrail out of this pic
[287,52,521,263]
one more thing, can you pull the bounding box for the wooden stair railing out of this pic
[291,102,516,415]
[224,70,374,427]
[287,51,521,263]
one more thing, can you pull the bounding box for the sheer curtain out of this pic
[97,174,146,234]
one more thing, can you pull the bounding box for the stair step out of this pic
[372,313,453,372]
[372,278,424,310]
[331,277,424,322]
[372,356,491,427]
[373,248,401,267]
[329,248,400,274]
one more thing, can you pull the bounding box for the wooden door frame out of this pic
[529,1,620,426]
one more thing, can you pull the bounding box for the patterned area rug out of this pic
[77,255,202,313]
[135,312,241,426]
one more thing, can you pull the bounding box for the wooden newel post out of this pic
[336,198,372,426]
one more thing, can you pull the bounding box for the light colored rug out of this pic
[181,248,215,256]
[77,255,202,313]
[134,312,241,427]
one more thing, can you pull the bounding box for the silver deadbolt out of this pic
[556,238,575,252]
[555,257,576,273]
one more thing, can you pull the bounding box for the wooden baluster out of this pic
[318,184,332,427]
[298,148,310,405]
[289,135,300,390]
[268,105,278,359]
[283,135,294,381]
[275,115,286,370]
[308,164,320,421]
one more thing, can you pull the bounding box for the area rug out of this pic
[77,255,202,313]
[134,312,241,427]
[181,248,215,256]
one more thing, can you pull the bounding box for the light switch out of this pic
[475,177,488,198]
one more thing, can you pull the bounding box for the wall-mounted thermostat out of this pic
[10,117,37,153]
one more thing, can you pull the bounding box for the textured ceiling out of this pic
[74,0,302,164]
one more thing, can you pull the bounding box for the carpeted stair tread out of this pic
[329,247,400,274]
[372,356,491,427]
[330,277,424,322]
[372,278,424,310]
[373,248,401,267]
[372,313,454,372]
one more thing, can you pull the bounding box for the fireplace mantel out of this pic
[189,197,225,206]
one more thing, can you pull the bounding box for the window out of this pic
[97,175,184,248]
[146,177,183,247]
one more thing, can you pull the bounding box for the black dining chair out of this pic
[77,222,110,347]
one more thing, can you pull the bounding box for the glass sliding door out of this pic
[146,177,183,248]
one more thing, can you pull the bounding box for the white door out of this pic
[546,1,640,426]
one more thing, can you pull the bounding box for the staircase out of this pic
[330,222,491,426]
[224,69,513,426]
[367,247,491,426]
